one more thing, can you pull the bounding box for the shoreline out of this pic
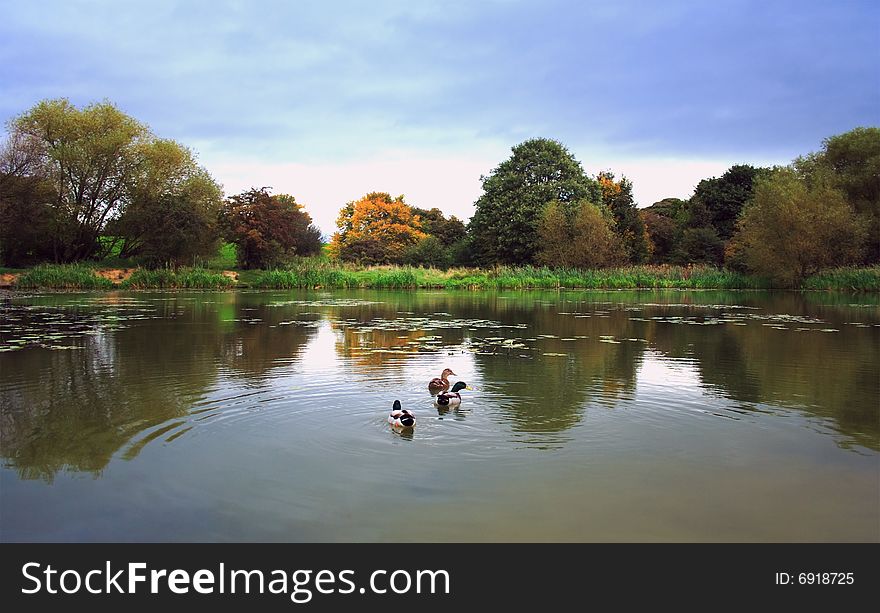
[2,263,879,293]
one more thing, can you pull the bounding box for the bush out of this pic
[402,236,454,269]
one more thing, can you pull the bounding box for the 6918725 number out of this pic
[775,572,854,585]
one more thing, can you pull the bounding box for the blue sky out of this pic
[1,0,878,234]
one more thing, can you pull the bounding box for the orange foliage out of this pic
[330,192,426,263]
[597,171,623,202]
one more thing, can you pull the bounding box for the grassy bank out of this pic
[6,263,879,291]
[121,268,235,289]
[10,265,234,290]
[800,266,880,291]
[13,264,115,290]
[251,263,774,290]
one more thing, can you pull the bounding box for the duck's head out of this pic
[441,368,456,378]
[393,399,402,412]
[450,381,467,393]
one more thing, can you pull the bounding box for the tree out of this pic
[410,207,466,239]
[402,236,454,269]
[0,131,56,265]
[468,138,600,265]
[114,139,223,266]
[640,210,678,264]
[735,168,866,286]
[221,188,322,269]
[9,99,151,261]
[597,171,650,263]
[795,127,880,263]
[330,192,426,264]
[536,200,622,268]
[690,164,771,241]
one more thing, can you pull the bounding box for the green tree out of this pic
[735,168,866,286]
[597,171,650,263]
[468,138,600,265]
[221,188,322,269]
[536,200,621,268]
[9,99,151,261]
[795,127,880,263]
[690,164,771,241]
[114,140,223,266]
[0,131,56,265]
[405,207,466,268]
[639,210,678,264]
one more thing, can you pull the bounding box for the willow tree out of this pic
[9,99,151,261]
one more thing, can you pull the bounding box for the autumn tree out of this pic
[330,192,426,264]
[597,171,650,263]
[468,138,600,265]
[735,168,865,286]
[221,188,322,269]
[536,200,622,268]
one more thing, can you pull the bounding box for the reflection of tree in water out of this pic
[0,295,320,481]
[477,308,646,434]
[0,320,218,482]
[645,302,880,451]
[216,304,317,378]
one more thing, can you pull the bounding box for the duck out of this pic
[428,368,456,392]
[434,381,467,407]
[388,400,415,428]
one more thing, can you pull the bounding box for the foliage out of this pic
[597,171,650,263]
[121,267,234,289]
[410,207,466,238]
[640,210,678,264]
[9,99,152,261]
[735,168,866,286]
[801,266,880,291]
[13,264,114,289]
[250,263,772,290]
[673,227,724,266]
[0,174,57,266]
[795,127,880,263]
[114,139,223,266]
[221,188,322,269]
[330,192,426,264]
[402,236,454,269]
[468,138,600,265]
[536,200,622,268]
[689,164,771,241]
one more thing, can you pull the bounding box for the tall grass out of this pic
[251,264,775,290]
[121,268,235,289]
[801,266,880,291]
[13,264,115,289]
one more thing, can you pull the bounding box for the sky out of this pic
[1,0,878,235]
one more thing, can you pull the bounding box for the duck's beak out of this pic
[465,386,472,390]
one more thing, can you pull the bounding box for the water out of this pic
[1,289,877,542]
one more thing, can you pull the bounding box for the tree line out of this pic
[2,99,877,285]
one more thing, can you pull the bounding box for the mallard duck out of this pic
[388,400,415,428]
[434,381,467,407]
[428,368,456,392]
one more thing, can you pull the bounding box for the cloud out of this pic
[1,0,876,217]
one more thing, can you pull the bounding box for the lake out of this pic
[1,289,878,542]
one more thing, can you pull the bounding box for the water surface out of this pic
[1,289,877,541]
